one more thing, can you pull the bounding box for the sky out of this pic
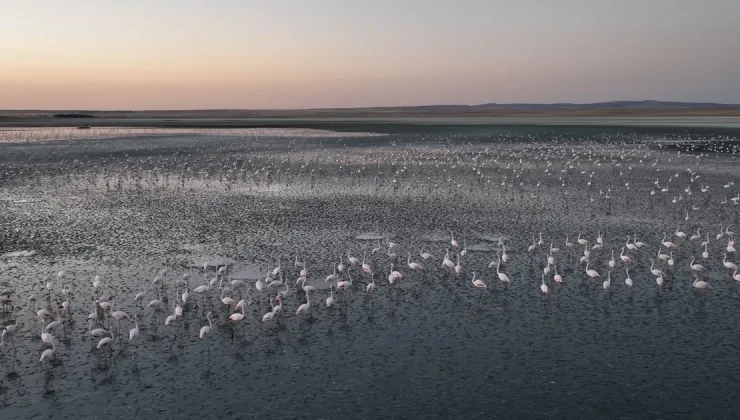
[1,0,740,110]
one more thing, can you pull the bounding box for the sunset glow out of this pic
[2,0,739,109]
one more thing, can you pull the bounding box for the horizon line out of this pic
[4,99,740,113]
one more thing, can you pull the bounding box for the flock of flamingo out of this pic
[0,128,738,380]
[1,224,738,370]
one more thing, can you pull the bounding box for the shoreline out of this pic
[2,116,740,131]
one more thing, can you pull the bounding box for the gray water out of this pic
[1,125,739,419]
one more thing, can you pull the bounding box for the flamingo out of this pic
[716,227,725,241]
[326,286,336,306]
[553,264,563,283]
[634,237,646,248]
[388,263,403,284]
[361,252,372,274]
[565,235,574,249]
[603,269,612,290]
[689,257,705,272]
[271,258,282,277]
[692,275,709,290]
[337,271,353,290]
[471,272,486,289]
[325,267,338,283]
[229,304,246,322]
[650,259,665,277]
[540,274,549,294]
[88,320,108,338]
[262,306,276,322]
[199,312,214,337]
[608,251,616,268]
[442,250,455,270]
[40,340,56,364]
[347,250,359,266]
[366,274,376,293]
[496,261,510,285]
[625,268,633,287]
[420,248,432,260]
[657,247,669,261]
[407,253,423,270]
[675,227,687,239]
[337,257,345,273]
[690,228,701,241]
[723,254,738,271]
[450,231,459,248]
[97,331,113,349]
[661,233,676,249]
[129,315,140,342]
[620,247,631,264]
[625,236,637,251]
[585,261,600,279]
[295,291,312,315]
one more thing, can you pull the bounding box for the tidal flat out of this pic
[1,123,739,419]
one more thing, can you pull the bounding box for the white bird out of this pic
[129,315,140,342]
[471,272,486,289]
[540,274,548,294]
[689,257,705,272]
[200,312,214,337]
[337,271,353,291]
[40,341,56,363]
[724,254,738,271]
[603,269,612,290]
[407,253,423,270]
[325,267,338,283]
[97,331,113,349]
[496,261,510,285]
[692,276,709,290]
[229,304,246,322]
[326,285,336,306]
[650,259,665,277]
[295,291,312,315]
[585,261,600,279]
[366,275,376,293]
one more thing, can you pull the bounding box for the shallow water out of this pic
[0,125,739,419]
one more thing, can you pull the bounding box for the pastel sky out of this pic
[2,0,739,109]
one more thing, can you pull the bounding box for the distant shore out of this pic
[3,108,740,130]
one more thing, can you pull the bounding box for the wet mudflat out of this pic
[1,125,739,419]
